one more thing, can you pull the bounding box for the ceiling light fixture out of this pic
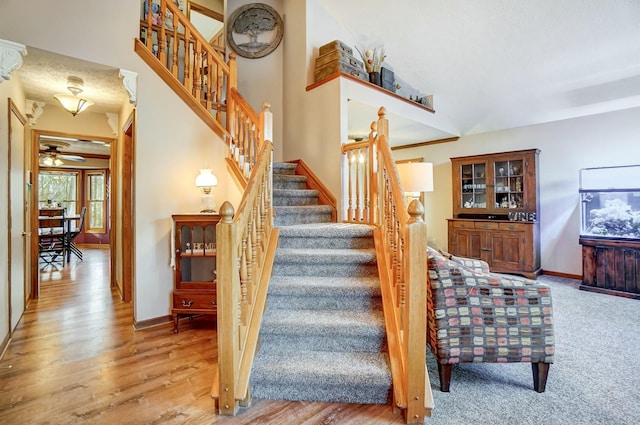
[41,155,63,167]
[54,76,94,116]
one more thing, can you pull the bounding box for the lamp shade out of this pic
[195,168,218,188]
[54,94,94,116]
[396,162,434,193]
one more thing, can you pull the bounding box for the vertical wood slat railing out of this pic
[215,140,277,415]
[226,92,272,187]
[140,0,231,123]
[136,0,265,183]
[341,125,377,223]
[341,107,431,423]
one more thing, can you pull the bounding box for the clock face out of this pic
[227,3,283,59]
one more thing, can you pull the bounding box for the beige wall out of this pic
[0,0,240,322]
[393,106,640,275]
[228,0,284,161]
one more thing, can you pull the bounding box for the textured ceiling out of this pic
[15,46,128,115]
[10,1,640,147]
[320,0,640,139]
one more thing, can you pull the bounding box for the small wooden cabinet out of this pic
[579,237,640,299]
[172,213,220,333]
[448,149,541,278]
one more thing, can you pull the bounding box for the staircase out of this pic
[250,162,392,404]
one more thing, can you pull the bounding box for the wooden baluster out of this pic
[348,151,355,221]
[226,53,237,131]
[362,147,370,223]
[171,11,179,78]
[240,236,248,325]
[228,102,237,160]
[356,148,363,221]
[157,1,167,64]
[237,111,244,168]
[206,59,214,111]
[192,39,201,97]
[144,0,153,50]
[398,225,406,330]
[370,141,378,225]
[184,29,192,91]
[245,214,254,302]
[255,192,264,258]
[215,62,224,121]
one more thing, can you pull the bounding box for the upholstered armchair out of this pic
[426,247,554,392]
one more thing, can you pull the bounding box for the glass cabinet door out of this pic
[493,159,524,209]
[178,224,217,284]
[460,162,487,209]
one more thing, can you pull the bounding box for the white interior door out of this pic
[9,100,27,331]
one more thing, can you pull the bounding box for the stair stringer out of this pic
[134,39,228,139]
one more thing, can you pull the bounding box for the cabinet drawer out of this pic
[474,221,499,230]
[451,221,474,229]
[499,222,527,231]
[173,291,217,310]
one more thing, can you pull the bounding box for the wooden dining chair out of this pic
[66,206,86,262]
[39,209,67,267]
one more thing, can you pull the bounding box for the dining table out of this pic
[38,211,82,264]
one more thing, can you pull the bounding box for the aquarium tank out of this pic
[580,165,640,240]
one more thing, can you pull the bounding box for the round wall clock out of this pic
[226,3,284,59]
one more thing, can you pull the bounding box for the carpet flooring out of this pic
[425,275,640,425]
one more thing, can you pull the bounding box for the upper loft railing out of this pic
[341,107,431,424]
[135,0,262,185]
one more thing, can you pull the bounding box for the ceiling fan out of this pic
[39,141,87,166]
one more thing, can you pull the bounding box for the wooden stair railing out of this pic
[341,107,432,424]
[213,140,278,415]
[136,0,264,182]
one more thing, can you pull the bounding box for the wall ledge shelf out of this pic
[306,71,436,114]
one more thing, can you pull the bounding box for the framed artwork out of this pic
[226,3,284,59]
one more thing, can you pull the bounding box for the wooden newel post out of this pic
[216,201,240,415]
[405,199,427,423]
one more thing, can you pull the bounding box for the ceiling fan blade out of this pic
[59,154,87,162]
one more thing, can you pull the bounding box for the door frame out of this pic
[6,98,28,335]
[118,110,135,303]
[30,130,115,298]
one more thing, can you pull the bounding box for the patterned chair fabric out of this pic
[426,247,554,392]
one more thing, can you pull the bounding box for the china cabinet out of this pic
[448,149,541,278]
[172,213,220,333]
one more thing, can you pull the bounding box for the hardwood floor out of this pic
[0,247,406,424]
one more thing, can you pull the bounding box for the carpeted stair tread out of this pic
[277,222,374,236]
[273,189,319,206]
[269,275,381,297]
[261,308,385,338]
[274,205,334,214]
[267,276,382,311]
[274,248,376,264]
[273,205,334,226]
[273,175,307,190]
[252,350,391,394]
[273,162,297,175]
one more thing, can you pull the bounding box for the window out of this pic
[86,170,106,233]
[38,171,78,213]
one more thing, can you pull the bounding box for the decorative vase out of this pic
[368,71,381,86]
